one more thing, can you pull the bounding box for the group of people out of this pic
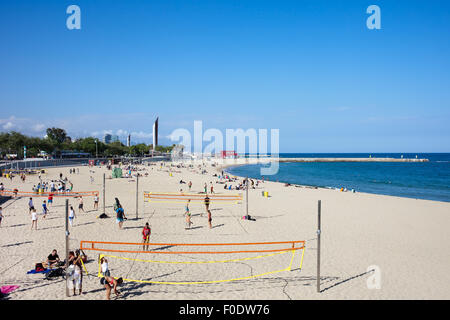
[184,195,213,229]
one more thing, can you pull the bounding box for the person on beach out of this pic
[203,195,210,217]
[42,200,48,218]
[204,183,207,194]
[185,200,192,229]
[68,251,83,295]
[142,223,151,251]
[69,206,76,227]
[48,193,53,207]
[46,249,60,268]
[100,276,123,300]
[207,209,212,229]
[210,182,214,194]
[113,198,121,212]
[31,208,38,230]
[100,256,110,277]
[28,197,34,213]
[0,206,3,227]
[93,194,99,210]
[78,196,85,213]
[116,206,126,229]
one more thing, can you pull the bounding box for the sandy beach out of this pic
[1,159,449,300]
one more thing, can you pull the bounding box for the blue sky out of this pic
[0,0,449,152]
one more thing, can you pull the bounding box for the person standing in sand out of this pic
[42,200,49,218]
[185,200,192,229]
[28,197,34,213]
[142,223,151,251]
[188,181,192,192]
[31,208,38,230]
[210,182,214,194]
[69,206,76,227]
[78,196,85,213]
[116,206,126,229]
[93,194,99,211]
[204,183,207,194]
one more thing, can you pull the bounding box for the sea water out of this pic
[227,153,450,202]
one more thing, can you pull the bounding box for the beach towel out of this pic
[1,285,19,294]
[27,269,51,274]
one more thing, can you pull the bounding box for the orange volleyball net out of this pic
[0,189,99,198]
[143,192,243,203]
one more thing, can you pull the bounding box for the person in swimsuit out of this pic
[207,209,212,229]
[78,197,85,213]
[203,195,210,217]
[100,276,123,300]
[185,200,192,229]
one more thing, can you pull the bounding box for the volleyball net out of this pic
[0,189,99,198]
[80,240,305,285]
[144,192,243,204]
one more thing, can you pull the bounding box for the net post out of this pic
[102,173,105,216]
[136,174,139,220]
[65,199,69,297]
[317,200,321,293]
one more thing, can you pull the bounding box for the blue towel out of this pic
[27,269,51,274]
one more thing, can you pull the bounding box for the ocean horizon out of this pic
[227,153,450,203]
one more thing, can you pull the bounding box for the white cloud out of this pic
[2,121,15,130]
[32,123,46,132]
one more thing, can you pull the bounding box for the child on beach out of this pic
[142,223,151,251]
[31,208,37,230]
[185,200,192,229]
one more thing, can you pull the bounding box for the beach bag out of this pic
[35,263,44,272]
[46,268,64,279]
[98,213,108,219]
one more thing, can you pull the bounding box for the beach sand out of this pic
[1,159,449,300]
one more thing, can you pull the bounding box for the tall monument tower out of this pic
[152,117,158,151]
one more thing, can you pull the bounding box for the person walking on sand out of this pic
[100,276,123,300]
[207,209,212,229]
[31,208,38,230]
[188,181,192,192]
[142,223,151,251]
[93,194,99,211]
[185,200,192,229]
[203,195,210,217]
[210,182,214,194]
[204,183,207,194]
[69,206,76,227]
